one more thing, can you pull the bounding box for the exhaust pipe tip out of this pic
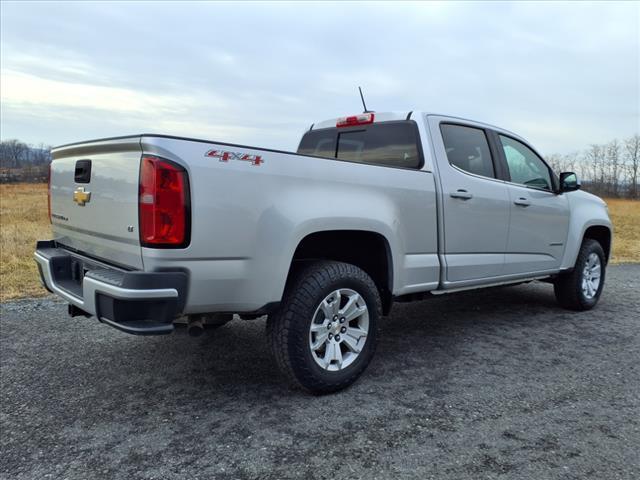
[187,317,204,337]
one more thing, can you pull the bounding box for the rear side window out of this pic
[499,135,553,191]
[440,124,495,178]
[297,121,421,169]
[297,130,336,158]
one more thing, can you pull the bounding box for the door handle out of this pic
[450,189,473,200]
[514,197,531,207]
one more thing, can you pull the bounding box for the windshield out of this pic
[297,121,422,169]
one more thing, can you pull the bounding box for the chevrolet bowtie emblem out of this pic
[73,186,91,206]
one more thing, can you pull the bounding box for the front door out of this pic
[496,134,570,274]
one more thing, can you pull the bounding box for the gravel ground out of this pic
[1,264,639,480]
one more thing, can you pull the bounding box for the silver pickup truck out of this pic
[35,111,612,393]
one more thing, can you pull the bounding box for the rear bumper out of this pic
[34,241,188,335]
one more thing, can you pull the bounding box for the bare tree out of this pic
[625,134,640,199]
[0,139,28,168]
[31,143,52,166]
[606,139,621,197]
[584,144,606,195]
[547,152,579,177]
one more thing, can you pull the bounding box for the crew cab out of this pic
[35,111,612,393]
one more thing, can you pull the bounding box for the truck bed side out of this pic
[139,135,440,314]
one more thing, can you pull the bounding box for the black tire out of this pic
[267,261,381,394]
[554,238,606,311]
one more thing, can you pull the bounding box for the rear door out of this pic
[494,134,570,274]
[428,117,510,284]
[50,137,143,269]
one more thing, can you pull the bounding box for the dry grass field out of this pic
[1,183,51,301]
[0,183,638,302]
[602,198,640,263]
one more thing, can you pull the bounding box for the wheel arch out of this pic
[583,225,612,263]
[286,229,395,315]
[561,222,613,270]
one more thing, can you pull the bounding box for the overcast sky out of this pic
[1,1,638,154]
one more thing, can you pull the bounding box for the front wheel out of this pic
[554,238,606,310]
[267,261,381,394]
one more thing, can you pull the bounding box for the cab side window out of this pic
[499,135,552,191]
[440,124,495,178]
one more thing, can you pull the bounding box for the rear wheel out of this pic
[554,239,606,310]
[267,261,381,394]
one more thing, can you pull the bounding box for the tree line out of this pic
[0,139,52,183]
[546,134,639,199]
[0,135,639,198]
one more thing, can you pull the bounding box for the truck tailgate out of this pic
[50,136,143,269]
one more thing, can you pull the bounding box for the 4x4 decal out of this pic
[205,149,263,166]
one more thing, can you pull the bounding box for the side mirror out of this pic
[559,172,581,193]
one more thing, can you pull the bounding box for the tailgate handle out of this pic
[74,159,92,183]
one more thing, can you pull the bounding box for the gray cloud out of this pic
[1,1,638,154]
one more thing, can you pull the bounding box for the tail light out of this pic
[336,113,375,128]
[139,155,190,248]
[47,162,52,223]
